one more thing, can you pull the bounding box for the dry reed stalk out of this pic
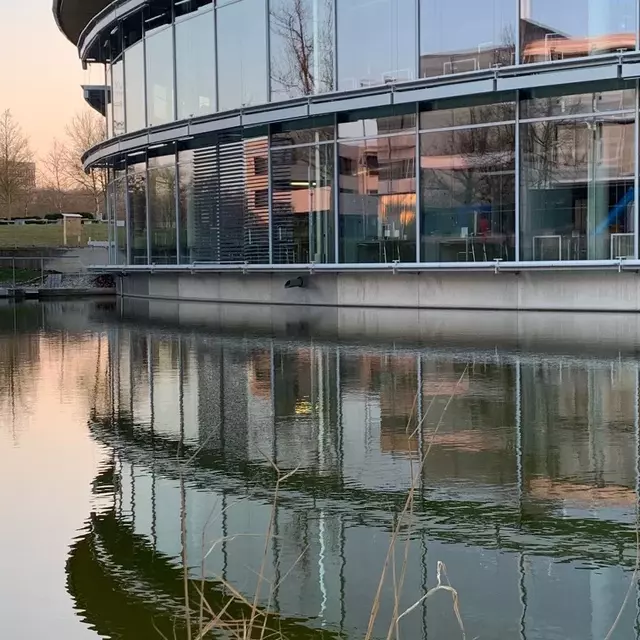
[175,365,469,640]
[602,499,640,640]
[366,365,470,640]
[177,431,301,640]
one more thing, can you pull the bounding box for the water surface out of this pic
[1,300,639,639]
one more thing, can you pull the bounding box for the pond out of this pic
[1,299,639,639]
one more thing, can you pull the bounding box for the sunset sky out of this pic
[1,0,91,157]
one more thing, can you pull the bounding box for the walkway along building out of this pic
[53,0,640,310]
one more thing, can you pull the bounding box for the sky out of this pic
[0,0,90,157]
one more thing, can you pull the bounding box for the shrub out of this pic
[93,273,115,288]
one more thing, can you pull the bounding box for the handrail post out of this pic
[12,258,15,289]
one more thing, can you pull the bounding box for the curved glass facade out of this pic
[85,0,640,267]
[98,0,639,138]
[105,82,640,265]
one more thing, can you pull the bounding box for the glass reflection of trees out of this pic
[107,78,640,266]
[101,0,640,145]
[269,0,334,101]
[148,157,177,264]
[108,172,127,265]
[520,88,635,260]
[127,162,148,264]
[420,98,516,261]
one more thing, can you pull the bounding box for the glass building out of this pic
[54,0,640,268]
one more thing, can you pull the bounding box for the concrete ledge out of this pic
[113,297,640,361]
[118,270,640,313]
[0,286,115,299]
[39,287,116,298]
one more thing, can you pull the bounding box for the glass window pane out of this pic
[106,99,113,139]
[105,64,113,139]
[420,96,515,130]
[520,114,635,260]
[108,23,123,58]
[149,158,177,264]
[244,136,271,263]
[339,106,417,138]
[337,0,416,90]
[106,181,114,262]
[146,27,175,127]
[420,123,515,262]
[107,178,123,264]
[112,58,125,137]
[270,0,335,101]
[125,42,146,132]
[178,150,194,263]
[144,3,172,34]
[176,10,216,120]
[128,162,148,264]
[339,135,416,263]
[122,11,143,48]
[420,0,516,77]
[114,176,127,264]
[521,85,635,119]
[272,142,335,263]
[177,136,270,263]
[174,0,212,19]
[217,0,267,111]
[521,0,636,64]
[270,116,335,145]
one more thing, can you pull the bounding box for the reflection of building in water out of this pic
[521,362,638,521]
[95,327,640,639]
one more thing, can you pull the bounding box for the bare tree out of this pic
[270,0,334,101]
[420,102,517,259]
[41,139,70,214]
[0,110,34,218]
[64,110,108,219]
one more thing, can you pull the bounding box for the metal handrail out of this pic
[81,44,640,169]
[87,258,640,275]
[0,255,89,289]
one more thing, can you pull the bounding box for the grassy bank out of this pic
[0,223,108,248]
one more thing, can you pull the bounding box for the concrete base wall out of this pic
[118,270,640,312]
